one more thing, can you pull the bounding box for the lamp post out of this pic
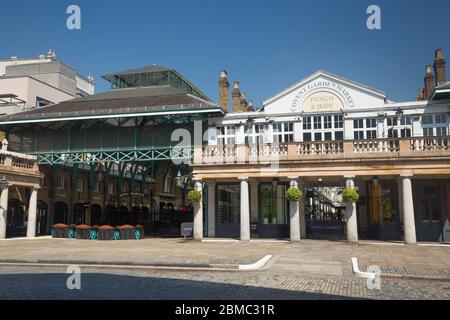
[176,171,192,208]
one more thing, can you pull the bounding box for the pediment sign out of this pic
[290,80,354,112]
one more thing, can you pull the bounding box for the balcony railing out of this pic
[0,150,40,174]
[195,136,450,164]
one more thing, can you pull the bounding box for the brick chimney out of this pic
[434,49,447,87]
[417,87,425,101]
[218,70,230,112]
[424,65,435,100]
[232,81,241,113]
[240,92,248,112]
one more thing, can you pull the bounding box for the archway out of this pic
[54,202,68,225]
[131,206,140,226]
[104,205,116,226]
[91,204,102,226]
[119,206,129,225]
[7,199,24,238]
[73,203,85,225]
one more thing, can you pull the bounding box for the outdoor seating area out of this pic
[52,224,145,241]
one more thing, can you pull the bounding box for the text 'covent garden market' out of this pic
[0,49,449,244]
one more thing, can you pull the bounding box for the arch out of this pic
[131,206,140,226]
[7,199,24,238]
[91,204,102,226]
[119,205,129,225]
[73,203,85,225]
[54,202,68,225]
[104,205,117,226]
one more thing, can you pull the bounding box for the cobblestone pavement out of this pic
[0,266,449,300]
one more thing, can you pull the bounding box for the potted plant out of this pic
[75,224,92,240]
[187,190,202,204]
[97,225,115,241]
[52,223,68,238]
[342,188,360,203]
[285,187,303,202]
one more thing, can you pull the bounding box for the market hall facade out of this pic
[192,51,450,244]
[0,49,449,244]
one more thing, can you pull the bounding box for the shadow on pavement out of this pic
[0,273,365,300]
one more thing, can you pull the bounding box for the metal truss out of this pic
[33,146,193,165]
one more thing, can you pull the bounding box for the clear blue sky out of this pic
[1,0,449,106]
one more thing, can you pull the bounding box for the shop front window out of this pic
[370,181,397,224]
[218,185,240,225]
[260,184,288,225]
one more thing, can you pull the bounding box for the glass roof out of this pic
[102,65,211,102]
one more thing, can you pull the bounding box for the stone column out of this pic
[289,177,301,242]
[240,177,250,241]
[401,174,417,244]
[27,187,39,238]
[397,179,404,225]
[345,176,359,243]
[0,182,9,240]
[207,182,216,238]
[193,179,203,241]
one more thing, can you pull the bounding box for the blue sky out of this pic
[1,0,449,106]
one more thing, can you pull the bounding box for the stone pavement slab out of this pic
[0,238,284,267]
[0,238,449,280]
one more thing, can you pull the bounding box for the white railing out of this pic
[353,139,399,154]
[410,136,449,152]
[298,141,343,155]
[198,136,450,164]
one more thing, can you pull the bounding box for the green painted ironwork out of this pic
[32,146,194,165]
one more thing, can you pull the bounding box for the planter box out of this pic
[135,226,145,240]
[118,228,135,240]
[98,229,114,241]
[52,226,68,239]
[68,227,76,239]
[75,228,92,240]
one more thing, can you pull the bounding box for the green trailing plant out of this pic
[285,187,303,202]
[187,190,202,204]
[342,188,360,203]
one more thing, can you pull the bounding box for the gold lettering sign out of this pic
[302,92,344,113]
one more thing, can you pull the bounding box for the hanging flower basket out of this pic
[97,225,115,241]
[187,190,202,204]
[285,187,303,202]
[342,188,360,204]
[52,224,68,238]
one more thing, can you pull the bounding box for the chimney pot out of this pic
[220,70,228,80]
